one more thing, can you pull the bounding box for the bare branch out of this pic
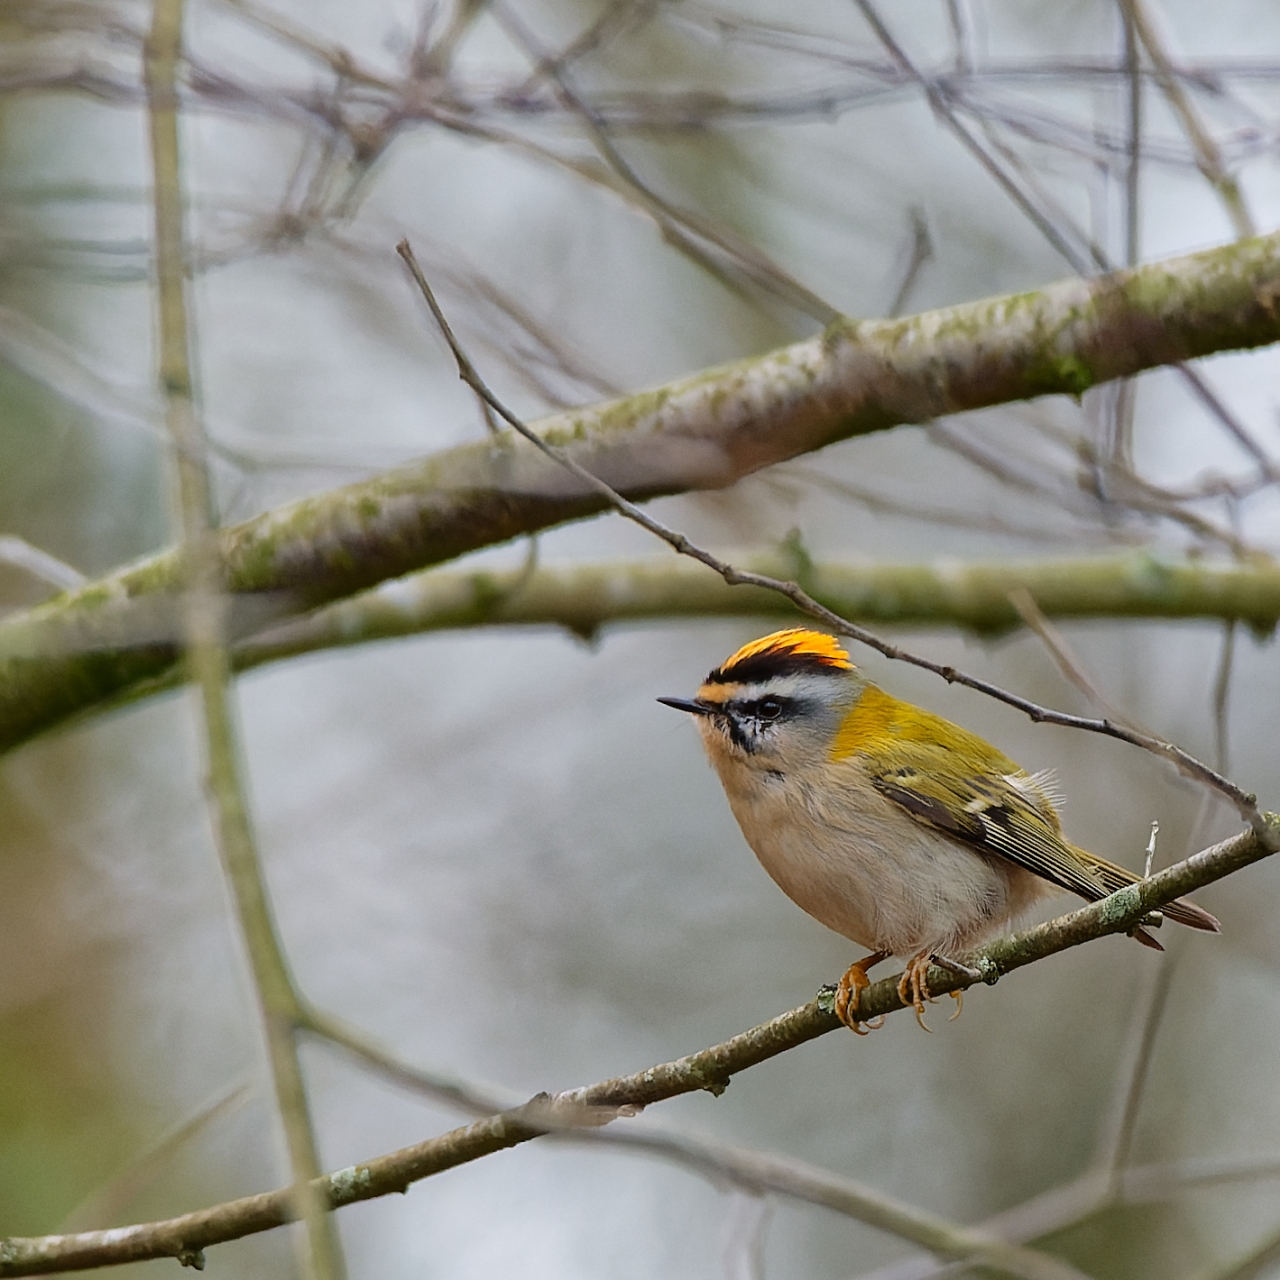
[1,232,1280,753]
[308,1008,1088,1280]
[856,1147,1280,1280]
[2,820,1272,1277]
[1093,955,1176,1179]
[853,0,1273,479]
[229,550,1280,672]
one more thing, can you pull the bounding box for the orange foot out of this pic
[834,950,890,1034]
[898,952,938,1032]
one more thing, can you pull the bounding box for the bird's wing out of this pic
[840,690,1219,933]
[842,693,1113,902]
[869,754,1113,902]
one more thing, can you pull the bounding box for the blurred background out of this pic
[2,1,1280,1277]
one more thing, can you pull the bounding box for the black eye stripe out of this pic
[735,696,789,720]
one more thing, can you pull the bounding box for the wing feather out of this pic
[871,757,1112,902]
[845,690,1220,931]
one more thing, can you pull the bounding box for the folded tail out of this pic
[1073,847,1220,933]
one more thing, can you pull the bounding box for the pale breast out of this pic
[712,758,1055,958]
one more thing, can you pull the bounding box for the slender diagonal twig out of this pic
[0,537,85,592]
[1120,0,1256,240]
[507,0,658,99]
[1007,587,1147,734]
[397,238,1270,834]
[853,1144,1280,1280]
[56,1082,253,1234]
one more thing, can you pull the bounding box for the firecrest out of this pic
[660,628,1218,1032]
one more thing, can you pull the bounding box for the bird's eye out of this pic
[757,697,784,720]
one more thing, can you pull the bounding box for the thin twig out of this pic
[1007,598,1231,869]
[56,1082,253,1233]
[944,0,973,74]
[397,238,1270,835]
[1095,955,1176,1181]
[1120,0,1256,240]
[491,1,841,325]
[1213,620,1237,775]
[722,1193,771,1280]
[590,1131,1091,1280]
[887,206,933,316]
[851,0,1099,274]
[1109,1,1142,473]
[854,1145,1280,1280]
[507,0,658,99]
[1007,587,1146,734]
[0,537,85,592]
[1122,0,1142,270]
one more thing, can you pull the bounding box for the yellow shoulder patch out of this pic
[721,628,852,675]
[829,684,898,760]
[829,684,1023,770]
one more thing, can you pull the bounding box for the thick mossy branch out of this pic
[237,551,1280,665]
[3,232,1280,752]
[2,820,1273,1277]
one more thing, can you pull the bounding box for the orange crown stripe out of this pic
[721,628,853,674]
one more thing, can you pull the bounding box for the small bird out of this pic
[659,627,1219,1031]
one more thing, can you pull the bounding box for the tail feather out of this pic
[1073,848,1221,934]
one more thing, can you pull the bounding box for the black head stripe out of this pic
[705,650,849,686]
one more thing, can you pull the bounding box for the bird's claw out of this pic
[834,950,890,1034]
[899,953,938,1032]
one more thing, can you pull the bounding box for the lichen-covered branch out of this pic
[234,551,1280,669]
[3,819,1272,1278]
[308,1010,1091,1280]
[311,1011,1280,1279]
[1,232,1280,752]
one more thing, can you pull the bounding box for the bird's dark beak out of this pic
[657,696,714,717]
